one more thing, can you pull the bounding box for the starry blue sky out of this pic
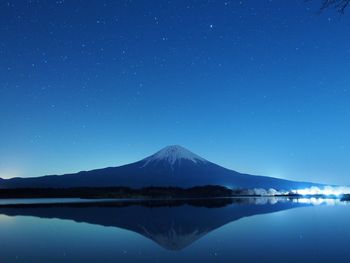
[1,0,350,185]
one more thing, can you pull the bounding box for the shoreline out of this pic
[0,195,347,208]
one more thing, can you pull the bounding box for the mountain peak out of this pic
[142,145,207,167]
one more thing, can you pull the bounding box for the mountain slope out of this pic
[0,145,324,190]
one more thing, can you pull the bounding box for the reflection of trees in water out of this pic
[0,198,309,251]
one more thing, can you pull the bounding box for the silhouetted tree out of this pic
[317,0,350,13]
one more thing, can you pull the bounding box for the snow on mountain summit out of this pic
[142,145,207,167]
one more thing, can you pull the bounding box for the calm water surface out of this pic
[0,197,349,263]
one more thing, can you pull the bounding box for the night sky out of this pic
[1,1,350,185]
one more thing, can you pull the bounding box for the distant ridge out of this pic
[0,145,325,190]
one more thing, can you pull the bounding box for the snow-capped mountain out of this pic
[0,145,324,190]
[141,145,207,168]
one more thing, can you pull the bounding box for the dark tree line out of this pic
[0,185,235,199]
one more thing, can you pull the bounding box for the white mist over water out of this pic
[243,186,350,198]
[291,186,350,196]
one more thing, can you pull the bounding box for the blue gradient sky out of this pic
[1,1,350,185]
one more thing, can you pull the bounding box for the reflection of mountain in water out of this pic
[0,198,308,251]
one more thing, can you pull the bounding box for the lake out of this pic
[0,197,349,263]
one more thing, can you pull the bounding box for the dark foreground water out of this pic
[0,197,349,263]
